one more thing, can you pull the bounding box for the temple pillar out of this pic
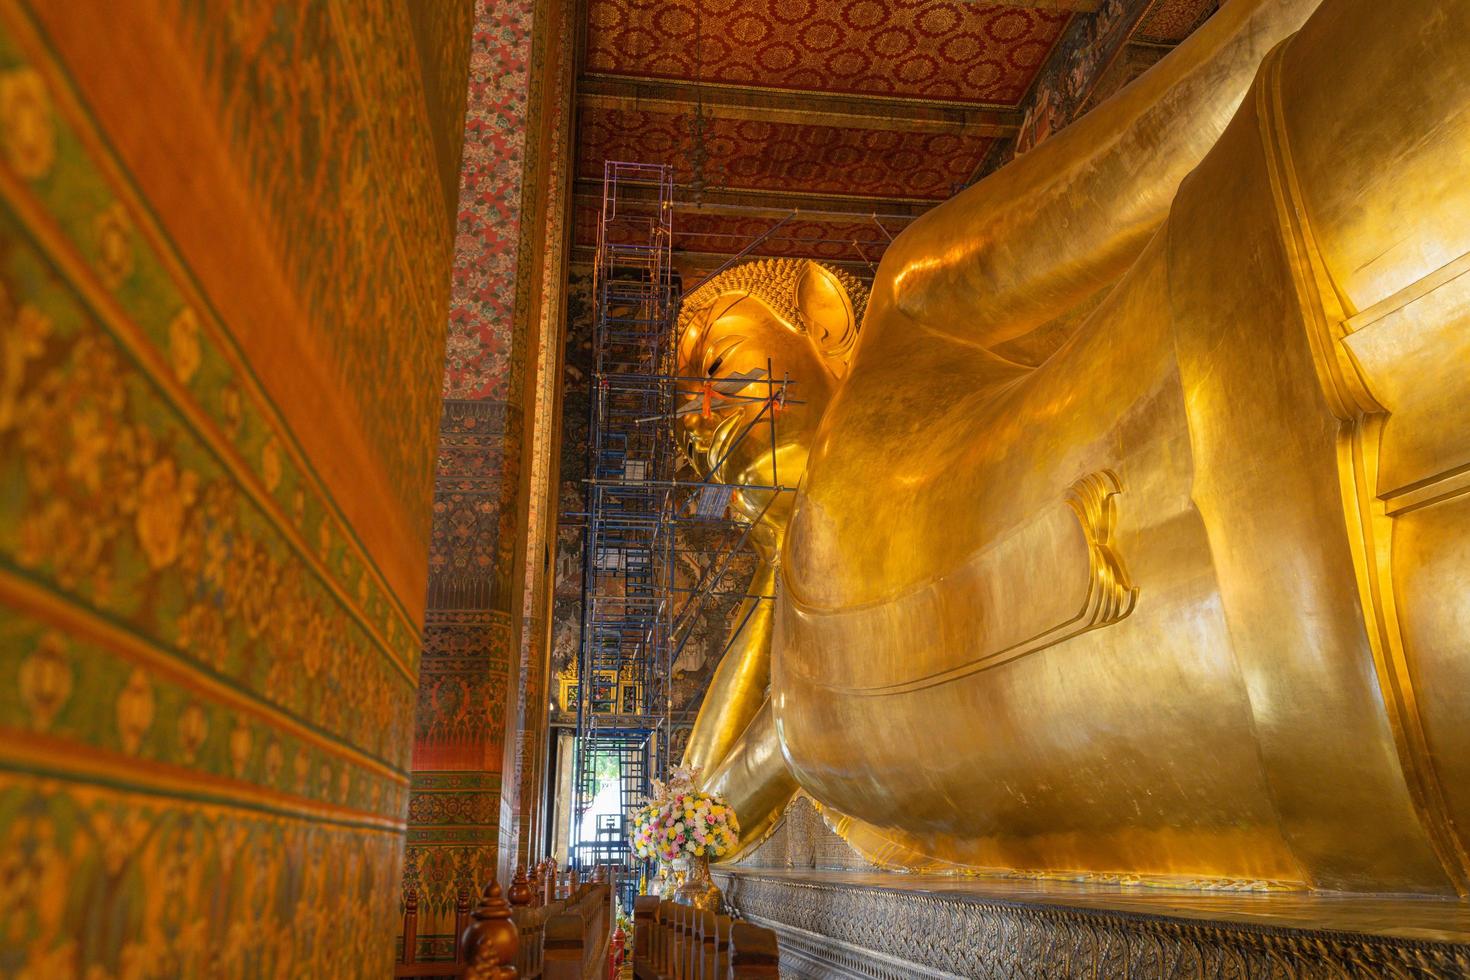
[404,0,575,959]
[505,0,577,874]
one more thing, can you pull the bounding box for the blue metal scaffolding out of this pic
[568,162,796,893]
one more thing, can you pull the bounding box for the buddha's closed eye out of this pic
[704,336,745,376]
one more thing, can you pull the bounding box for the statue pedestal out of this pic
[712,867,1470,979]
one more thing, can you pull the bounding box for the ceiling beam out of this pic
[570,243,880,273]
[571,178,934,222]
[991,0,1104,10]
[578,75,1021,138]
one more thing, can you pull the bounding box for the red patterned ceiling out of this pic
[584,0,1071,105]
[1135,0,1218,43]
[578,107,987,200]
[574,0,1219,262]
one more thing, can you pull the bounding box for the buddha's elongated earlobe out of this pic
[794,262,861,374]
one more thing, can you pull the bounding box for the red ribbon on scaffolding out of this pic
[699,380,784,420]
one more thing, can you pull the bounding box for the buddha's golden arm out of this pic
[704,0,1326,858]
[703,698,797,861]
[868,0,1323,355]
[681,562,778,778]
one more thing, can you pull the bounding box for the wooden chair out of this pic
[729,921,779,978]
[633,896,659,980]
[628,898,778,980]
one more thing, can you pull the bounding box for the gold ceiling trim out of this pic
[577,75,1021,137]
[578,71,1025,114]
[570,177,940,212]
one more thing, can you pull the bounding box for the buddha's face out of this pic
[675,263,860,546]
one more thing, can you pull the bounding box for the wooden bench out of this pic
[395,864,614,980]
[632,896,778,980]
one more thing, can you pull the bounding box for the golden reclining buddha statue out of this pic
[676,0,1470,895]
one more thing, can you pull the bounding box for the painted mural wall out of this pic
[0,1,471,975]
[404,0,577,960]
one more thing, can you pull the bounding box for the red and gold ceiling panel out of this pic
[672,212,895,262]
[584,0,1071,105]
[578,106,987,200]
[1135,0,1218,43]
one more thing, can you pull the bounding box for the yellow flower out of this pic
[230,723,253,778]
[177,702,208,763]
[18,633,71,730]
[0,67,55,180]
[0,302,51,432]
[93,201,135,290]
[116,667,155,755]
[134,456,198,570]
[219,384,242,436]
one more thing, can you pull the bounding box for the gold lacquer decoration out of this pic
[1065,469,1138,628]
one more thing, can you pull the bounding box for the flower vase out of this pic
[657,860,684,900]
[673,853,725,914]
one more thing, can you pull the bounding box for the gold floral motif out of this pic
[66,408,109,493]
[229,723,252,778]
[135,456,199,570]
[261,437,282,491]
[177,703,208,763]
[116,667,155,755]
[2,778,401,976]
[301,611,326,677]
[0,162,406,777]
[0,67,55,180]
[92,201,135,290]
[0,815,66,947]
[176,601,229,670]
[219,382,242,436]
[18,633,72,730]
[89,808,152,878]
[0,298,51,432]
[226,535,277,641]
[168,306,202,383]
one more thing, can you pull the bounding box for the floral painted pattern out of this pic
[0,2,468,975]
[0,774,402,978]
[171,0,461,527]
[442,0,536,400]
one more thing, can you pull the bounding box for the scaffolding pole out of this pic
[568,162,795,894]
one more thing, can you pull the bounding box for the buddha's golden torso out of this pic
[685,0,1470,896]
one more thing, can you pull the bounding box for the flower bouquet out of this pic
[628,765,740,911]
